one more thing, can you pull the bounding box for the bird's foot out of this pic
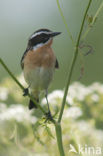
[45,111,53,122]
[23,88,29,96]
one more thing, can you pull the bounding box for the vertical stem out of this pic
[58,0,92,123]
[55,122,65,156]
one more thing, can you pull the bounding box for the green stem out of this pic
[56,0,75,45]
[0,58,46,114]
[58,0,92,123]
[82,1,103,40]
[55,122,65,156]
[0,58,24,90]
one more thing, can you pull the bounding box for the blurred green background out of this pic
[0,1,103,156]
[0,0,103,90]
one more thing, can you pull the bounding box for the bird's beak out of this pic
[50,32,61,37]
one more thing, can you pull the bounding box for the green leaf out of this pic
[44,125,54,139]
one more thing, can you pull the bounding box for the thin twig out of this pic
[56,0,75,45]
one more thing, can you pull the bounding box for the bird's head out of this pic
[28,29,61,50]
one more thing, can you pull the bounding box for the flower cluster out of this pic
[0,76,103,156]
[0,103,37,123]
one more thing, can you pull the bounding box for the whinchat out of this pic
[21,29,61,111]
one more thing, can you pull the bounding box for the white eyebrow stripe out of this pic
[30,31,52,39]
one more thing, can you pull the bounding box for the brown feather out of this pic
[23,39,56,70]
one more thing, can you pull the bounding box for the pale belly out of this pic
[24,67,55,91]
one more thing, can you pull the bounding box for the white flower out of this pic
[89,82,103,93]
[68,82,92,101]
[64,106,82,119]
[41,90,64,106]
[0,87,9,101]
[0,104,37,123]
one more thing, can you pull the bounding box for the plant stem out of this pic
[0,58,65,155]
[0,58,24,90]
[82,1,103,40]
[0,58,46,114]
[0,57,64,155]
[56,0,75,45]
[55,122,65,156]
[81,2,103,40]
[58,0,92,123]
[0,1,93,155]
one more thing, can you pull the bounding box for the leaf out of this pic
[44,125,54,139]
[32,121,45,146]
[34,133,45,146]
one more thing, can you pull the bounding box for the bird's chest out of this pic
[23,48,56,89]
[24,47,56,70]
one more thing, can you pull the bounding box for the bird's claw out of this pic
[23,88,29,96]
[45,111,53,122]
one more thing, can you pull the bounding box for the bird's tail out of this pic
[29,98,39,110]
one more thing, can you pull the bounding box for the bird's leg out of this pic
[45,89,53,121]
[45,89,50,112]
[23,85,30,96]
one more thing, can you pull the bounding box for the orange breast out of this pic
[24,45,56,70]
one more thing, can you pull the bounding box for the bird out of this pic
[21,28,61,112]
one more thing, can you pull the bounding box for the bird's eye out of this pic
[43,37,49,43]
